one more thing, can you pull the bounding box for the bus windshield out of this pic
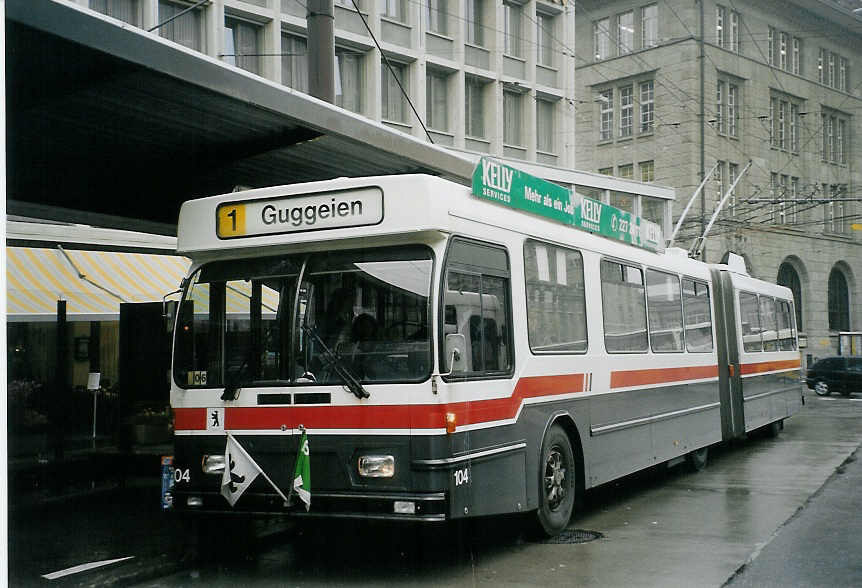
[173,245,433,390]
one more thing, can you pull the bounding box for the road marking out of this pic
[42,556,134,580]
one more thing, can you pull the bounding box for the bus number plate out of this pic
[453,467,470,486]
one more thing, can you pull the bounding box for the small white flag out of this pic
[221,434,263,506]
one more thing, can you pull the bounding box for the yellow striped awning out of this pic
[6,246,191,322]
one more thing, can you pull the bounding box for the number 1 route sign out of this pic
[472,157,661,252]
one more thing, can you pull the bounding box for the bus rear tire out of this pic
[686,447,708,472]
[535,424,576,537]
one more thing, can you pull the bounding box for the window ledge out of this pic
[465,135,490,144]
[637,130,654,138]
[464,41,488,51]
[380,16,411,29]
[426,30,454,42]
[382,118,413,130]
[503,53,526,63]
[536,148,557,157]
[597,138,613,146]
[537,63,558,73]
[617,135,633,143]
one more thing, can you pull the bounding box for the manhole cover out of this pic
[541,529,603,544]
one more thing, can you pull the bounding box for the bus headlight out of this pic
[358,455,395,478]
[202,454,225,474]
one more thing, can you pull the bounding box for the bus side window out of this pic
[739,292,762,352]
[442,239,513,377]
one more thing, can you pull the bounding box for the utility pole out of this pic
[308,0,336,103]
[698,0,706,260]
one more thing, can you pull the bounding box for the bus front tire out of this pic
[535,424,576,537]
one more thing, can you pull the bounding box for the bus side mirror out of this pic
[444,333,466,374]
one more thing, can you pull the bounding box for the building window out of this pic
[767,27,774,66]
[336,49,363,113]
[91,0,140,26]
[503,90,523,146]
[716,5,725,47]
[714,161,725,210]
[427,0,447,35]
[641,4,657,49]
[161,0,204,51]
[224,17,260,74]
[770,172,778,223]
[792,38,800,75]
[537,12,554,67]
[618,164,633,179]
[466,0,484,46]
[537,99,555,154]
[828,53,835,87]
[789,176,799,224]
[639,160,654,183]
[729,10,738,52]
[598,167,613,176]
[617,11,634,55]
[828,267,850,331]
[789,103,798,152]
[426,70,449,132]
[599,89,613,141]
[381,61,409,124]
[640,80,654,133]
[281,34,308,93]
[728,162,739,215]
[619,85,633,138]
[641,195,663,225]
[381,0,407,23]
[778,100,786,150]
[727,84,738,137]
[839,57,848,91]
[716,81,724,134]
[594,18,610,60]
[779,32,787,71]
[465,77,485,139]
[504,2,523,58]
[823,184,847,234]
[818,48,825,84]
[777,262,803,331]
[837,119,846,164]
[778,174,789,224]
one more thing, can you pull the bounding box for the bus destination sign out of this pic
[472,158,661,251]
[216,187,384,239]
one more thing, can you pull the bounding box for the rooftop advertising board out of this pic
[472,158,662,251]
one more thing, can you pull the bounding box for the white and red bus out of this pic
[168,160,802,536]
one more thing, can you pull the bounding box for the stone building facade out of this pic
[575,0,862,359]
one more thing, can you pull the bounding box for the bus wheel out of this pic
[765,420,782,438]
[686,447,708,472]
[814,380,830,396]
[536,424,576,537]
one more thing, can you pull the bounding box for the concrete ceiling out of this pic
[6,0,475,233]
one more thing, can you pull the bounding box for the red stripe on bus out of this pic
[173,407,207,430]
[739,358,801,375]
[610,365,719,389]
[173,373,584,431]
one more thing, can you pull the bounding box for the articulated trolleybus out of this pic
[169,159,802,536]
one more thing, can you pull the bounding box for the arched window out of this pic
[828,267,850,331]
[777,263,803,330]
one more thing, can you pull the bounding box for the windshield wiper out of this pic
[222,355,250,401]
[301,324,369,399]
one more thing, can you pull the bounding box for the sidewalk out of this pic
[8,477,188,586]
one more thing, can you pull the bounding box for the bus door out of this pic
[439,238,523,518]
[711,269,746,440]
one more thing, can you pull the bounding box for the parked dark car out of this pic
[806,356,862,396]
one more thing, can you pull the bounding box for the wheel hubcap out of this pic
[816,381,828,395]
[544,447,567,510]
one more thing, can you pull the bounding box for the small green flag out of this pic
[292,430,311,511]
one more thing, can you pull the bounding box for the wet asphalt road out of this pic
[13,388,862,587]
